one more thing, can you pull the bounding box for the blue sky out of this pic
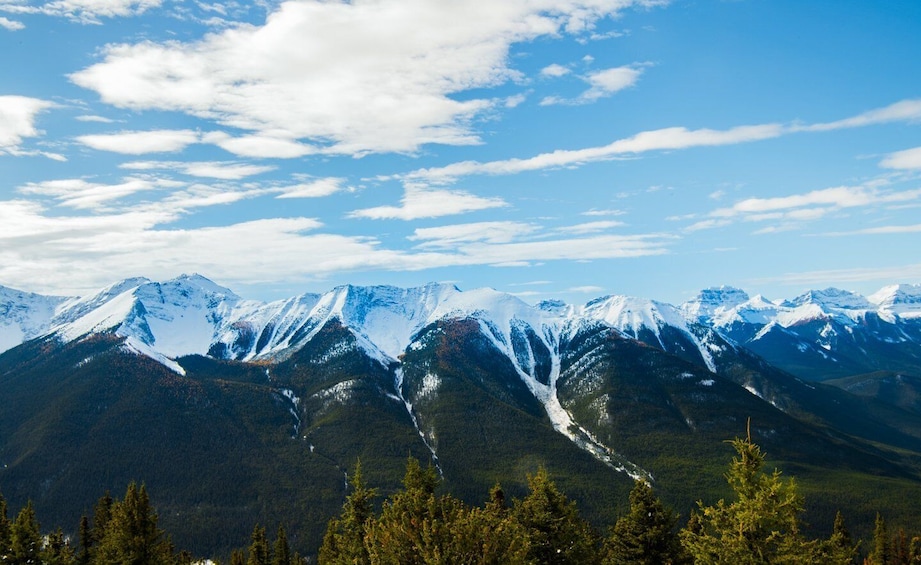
[1,0,920,305]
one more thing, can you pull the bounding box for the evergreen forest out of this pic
[2,433,920,564]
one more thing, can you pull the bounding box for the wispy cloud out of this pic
[121,160,275,180]
[77,129,201,154]
[275,177,346,199]
[687,184,921,233]
[18,177,167,209]
[0,0,162,24]
[409,221,537,248]
[798,99,921,132]
[541,64,646,106]
[349,185,507,220]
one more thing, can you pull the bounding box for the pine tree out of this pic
[42,528,76,565]
[95,483,174,565]
[604,479,690,565]
[868,513,891,565]
[318,461,377,565]
[90,491,113,556]
[679,432,852,564]
[512,466,602,565]
[272,526,291,565]
[10,500,42,565]
[77,515,91,565]
[0,492,12,559]
[230,549,246,565]
[247,525,269,565]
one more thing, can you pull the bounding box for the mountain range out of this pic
[2,274,921,557]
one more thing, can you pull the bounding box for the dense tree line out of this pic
[4,433,921,563]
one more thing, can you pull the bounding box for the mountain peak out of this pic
[681,286,751,321]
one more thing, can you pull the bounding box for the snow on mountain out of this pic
[680,286,750,322]
[0,284,70,354]
[777,288,874,325]
[870,284,921,321]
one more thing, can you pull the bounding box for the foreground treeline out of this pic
[2,435,921,564]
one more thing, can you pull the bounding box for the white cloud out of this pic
[202,131,316,159]
[554,220,624,234]
[582,208,626,216]
[121,160,275,179]
[880,146,921,170]
[69,0,655,157]
[75,115,117,123]
[0,95,54,152]
[0,15,24,29]
[77,129,201,154]
[540,64,571,77]
[409,221,536,248]
[349,184,507,220]
[749,263,921,290]
[822,224,921,236]
[569,285,604,293]
[0,0,163,23]
[541,64,644,106]
[687,184,921,233]
[404,123,784,184]
[18,177,163,209]
[276,177,345,199]
[801,98,921,132]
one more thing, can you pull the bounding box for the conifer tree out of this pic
[95,483,174,565]
[230,549,246,565]
[42,528,76,565]
[0,493,11,559]
[10,500,42,565]
[604,479,689,565]
[868,513,891,565]
[90,491,113,555]
[77,515,91,565]
[318,461,377,565]
[512,466,601,565]
[679,432,852,564]
[247,525,269,565]
[272,525,291,565]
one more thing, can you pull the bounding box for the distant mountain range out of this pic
[2,275,921,557]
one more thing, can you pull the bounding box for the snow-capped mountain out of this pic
[2,275,920,382]
[0,284,70,354]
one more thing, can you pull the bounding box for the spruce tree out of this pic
[512,466,602,565]
[604,479,689,565]
[319,461,377,565]
[679,433,852,564]
[42,528,76,565]
[247,525,269,565]
[0,493,11,559]
[868,513,891,565]
[10,500,42,565]
[77,515,91,565]
[230,549,246,565]
[95,483,174,565]
[272,526,291,565]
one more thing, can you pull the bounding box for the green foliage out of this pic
[0,493,11,559]
[247,525,269,565]
[679,434,854,564]
[10,500,42,565]
[94,483,175,565]
[319,461,377,565]
[512,466,601,565]
[603,479,689,565]
[272,526,291,565]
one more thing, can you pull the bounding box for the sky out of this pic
[1,0,920,306]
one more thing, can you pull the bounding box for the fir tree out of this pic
[42,528,76,565]
[247,525,269,565]
[512,466,601,565]
[0,493,11,559]
[10,500,42,565]
[868,513,891,565]
[230,549,246,565]
[318,461,377,565]
[95,483,174,565]
[604,479,689,565]
[77,514,91,565]
[679,432,852,565]
[272,526,291,565]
